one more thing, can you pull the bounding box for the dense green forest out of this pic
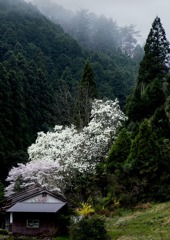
[107,16,170,205]
[0,0,140,182]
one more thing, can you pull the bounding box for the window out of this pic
[26,219,39,228]
[42,192,47,197]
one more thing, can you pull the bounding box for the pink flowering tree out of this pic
[5,99,127,197]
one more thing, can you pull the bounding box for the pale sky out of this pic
[53,0,170,44]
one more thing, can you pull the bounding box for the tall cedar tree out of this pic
[123,120,162,201]
[125,120,160,176]
[126,16,170,121]
[107,128,131,173]
[74,61,98,129]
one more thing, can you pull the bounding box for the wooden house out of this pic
[0,185,73,236]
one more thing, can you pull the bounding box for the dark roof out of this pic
[4,185,67,205]
[7,202,66,213]
[1,185,75,212]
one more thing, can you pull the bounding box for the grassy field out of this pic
[106,201,170,240]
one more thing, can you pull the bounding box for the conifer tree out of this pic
[107,128,131,173]
[123,120,162,200]
[74,61,98,129]
[139,16,170,84]
[80,60,98,99]
[126,16,170,121]
[125,120,160,175]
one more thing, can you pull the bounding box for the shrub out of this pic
[0,229,8,236]
[70,215,110,240]
[76,203,95,217]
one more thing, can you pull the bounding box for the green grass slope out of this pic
[106,201,170,240]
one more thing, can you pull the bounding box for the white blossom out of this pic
[5,99,127,196]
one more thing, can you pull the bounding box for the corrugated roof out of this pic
[7,202,66,213]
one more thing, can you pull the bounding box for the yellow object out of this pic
[76,202,95,217]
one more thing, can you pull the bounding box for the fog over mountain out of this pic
[50,0,170,44]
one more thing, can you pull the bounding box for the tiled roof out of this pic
[7,186,65,204]
[1,185,75,212]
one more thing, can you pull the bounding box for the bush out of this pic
[70,215,110,240]
[0,229,8,236]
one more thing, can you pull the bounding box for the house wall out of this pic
[12,212,56,236]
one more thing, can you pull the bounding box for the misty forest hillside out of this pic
[0,0,141,182]
[29,0,143,57]
[26,0,170,205]
[0,0,170,231]
[29,0,143,103]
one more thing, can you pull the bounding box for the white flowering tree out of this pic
[5,99,127,197]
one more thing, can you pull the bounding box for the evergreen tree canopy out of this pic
[138,16,170,84]
[107,17,170,204]
[125,120,160,175]
[80,61,98,99]
[107,128,131,173]
[74,61,98,129]
[0,0,85,181]
[126,16,170,121]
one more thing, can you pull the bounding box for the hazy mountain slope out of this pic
[0,0,138,182]
[28,0,143,104]
[0,0,86,181]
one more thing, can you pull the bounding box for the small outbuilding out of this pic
[0,185,73,236]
